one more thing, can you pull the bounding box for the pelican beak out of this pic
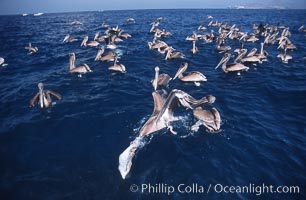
[94,32,99,41]
[173,62,187,80]
[38,82,43,90]
[234,52,244,63]
[81,36,88,47]
[216,56,226,69]
[63,35,69,43]
[95,48,103,61]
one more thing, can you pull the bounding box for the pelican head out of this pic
[95,47,105,61]
[206,95,216,104]
[216,53,230,69]
[63,34,70,43]
[173,62,188,80]
[94,32,99,41]
[81,36,89,47]
[38,82,44,90]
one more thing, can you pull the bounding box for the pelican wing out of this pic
[152,91,166,116]
[29,92,39,107]
[46,90,62,100]
[158,74,171,85]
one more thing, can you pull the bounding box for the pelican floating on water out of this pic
[118,89,216,179]
[277,48,292,64]
[69,53,92,76]
[29,83,61,109]
[151,66,172,90]
[95,47,116,62]
[126,18,135,23]
[25,43,38,55]
[71,20,82,25]
[234,49,262,64]
[173,62,207,86]
[216,53,249,74]
[63,34,78,43]
[81,36,99,47]
[108,55,126,73]
[165,47,185,60]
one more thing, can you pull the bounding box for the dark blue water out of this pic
[0,9,305,199]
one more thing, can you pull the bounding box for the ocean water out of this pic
[0,9,305,199]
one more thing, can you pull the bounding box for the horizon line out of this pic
[1,7,306,16]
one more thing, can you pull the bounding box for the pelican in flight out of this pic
[108,55,126,73]
[94,47,116,62]
[118,89,216,179]
[69,53,92,76]
[151,66,172,90]
[63,34,78,43]
[81,36,99,47]
[25,43,38,55]
[29,83,61,109]
[191,107,221,133]
[216,53,249,74]
[173,62,207,86]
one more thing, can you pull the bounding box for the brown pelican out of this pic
[63,34,78,43]
[207,15,213,19]
[94,32,108,42]
[234,49,262,64]
[173,62,207,86]
[186,31,198,41]
[198,25,207,31]
[101,22,109,28]
[108,55,126,73]
[118,31,132,39]
[81,36,99,47]
[25,43,38,55]
[277,48,292,64]
[126,18,135,23]
[191,106,221,133]
[165,47,185,60]
[216,53,249,74]
[298,25,306,32]
[29,83,61,109]
[278,37,297,50]
[191,40,199,54]
[71,20,82,25]
[118,89,216,179]
[69,53,92,76]
[255,42,268,61]
[95,47,116,62]
[151,66,172,90]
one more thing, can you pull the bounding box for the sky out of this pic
[0,0,305,15]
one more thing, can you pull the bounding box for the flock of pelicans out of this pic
[2,13,305,180]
